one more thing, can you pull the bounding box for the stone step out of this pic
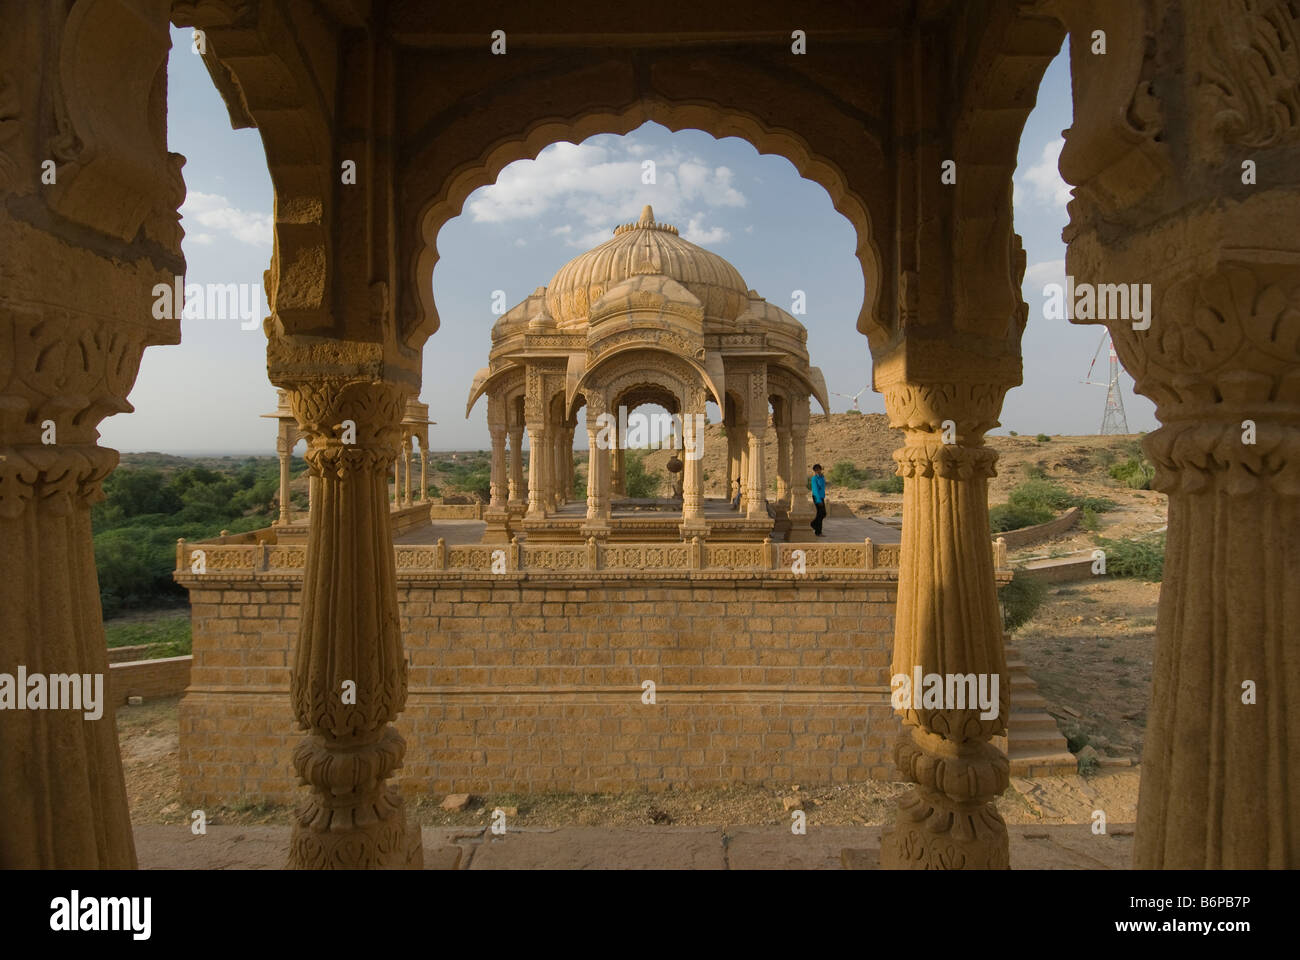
[1007,747,1079,778]
[1002,637,1077,776]
[1011,735,1072,752]
[1011,692,1050,710]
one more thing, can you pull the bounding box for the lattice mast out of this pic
[1081,332,1129,435]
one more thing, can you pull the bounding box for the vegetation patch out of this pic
[999,575,1048,631]
[827,460,870,489]
[93,461,289,616]
[104,614,192,658]
[1109,455,1155,489]
[989,478,1115,533]
[623,449,663,498]
[1096,532,1166,581]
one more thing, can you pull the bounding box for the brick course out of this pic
[179,576,899,805]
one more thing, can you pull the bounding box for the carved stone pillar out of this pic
[738,439,749,512]
[878,375,1012,870]
[1122,267,1300,868]
[786,402,816,541]
[550,427,565,507]
[680,403,708,538]
[418,436,427,502]
[393,456,401,506]
[775,424,791,508]
[282,379,421,869]
[0,321,157,870]
[277,440,293,525]
[0,0,181,867]
[746,427,768,518]
[508,424,525,510]
[584,397,612,534]
[747,368,769,519]
[527,422,547,518]
[488,423,508,509]
[564,423,577,503]
[401,434,412,506]
[1054,0,1300,868]
[726,423,741,506]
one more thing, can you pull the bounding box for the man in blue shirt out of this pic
[810,463,827,536]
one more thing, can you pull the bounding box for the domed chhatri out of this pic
[468,205,829,546]
[545,205,750,328]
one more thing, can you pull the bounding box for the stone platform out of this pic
[134,823,1133,870]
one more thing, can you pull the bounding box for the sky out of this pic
[97,27,1155,455]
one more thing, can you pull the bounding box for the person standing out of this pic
[810,463,827,536]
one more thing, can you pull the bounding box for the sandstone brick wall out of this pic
[178,577,899,806]
[108,655,192,704]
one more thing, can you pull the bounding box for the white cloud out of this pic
[180,191,272,247]
[1023,258,1066,300]
[681,216,729,245]
[187,233,214,246]
[466,138,749,248]
[1018,137,1071,211]
[678,162,746,207]
[514,237,527,247]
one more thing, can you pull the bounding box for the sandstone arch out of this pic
[5,0,1296,873]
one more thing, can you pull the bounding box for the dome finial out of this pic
[639,204,654,226]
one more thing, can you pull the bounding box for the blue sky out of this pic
[98,28,1154,454]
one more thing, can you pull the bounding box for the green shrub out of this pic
[999,575,1047,631]
[989,478,1116,533]
[1076,495,1117,512]
[1080,506,1100,532]
[1109,456,1154,489]
[1035,433,1050,442]
[989,502,1053,532]
[1097,532,1166,581]
[440,461,491,501]
[869,473,904,495]
[623,449,661,498]
[1011,478,1075,511]
[828,460,867,489]
[1008,431,1018,436]
[92,463,282,616]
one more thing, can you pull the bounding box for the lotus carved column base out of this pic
[287,727,423,869]
[881,730,1011,870]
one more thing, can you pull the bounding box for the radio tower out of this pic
[1081,332,1129,435]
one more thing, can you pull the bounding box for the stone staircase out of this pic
[998,639,1078,777]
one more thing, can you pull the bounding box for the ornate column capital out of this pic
[881,380,1011,482]
[1109,261,1300,495]
[283,378,407,480]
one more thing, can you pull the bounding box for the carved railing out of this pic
[175,536,1011,579]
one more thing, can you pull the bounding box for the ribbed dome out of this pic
[545,205,749,327]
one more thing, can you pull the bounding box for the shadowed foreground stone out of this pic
[133,824,1133,870]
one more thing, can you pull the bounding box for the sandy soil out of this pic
[117,696,1139,831]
